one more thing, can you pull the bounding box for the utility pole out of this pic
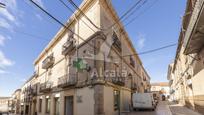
[0,2,6,8]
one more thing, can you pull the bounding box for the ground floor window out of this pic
[46,97,51,113]
[114,90,120,111]
[55,97,60,115]
[39,99,42,112]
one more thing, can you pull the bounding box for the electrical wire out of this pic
[58,0,96,32]
[0,2,6,8]
[124,0,159,27]
[68,0,146,31]
[29,0,99,51]
[123,43,177,57]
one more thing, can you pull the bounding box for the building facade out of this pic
[10,89,21,114]
[15,0,151,115]
[0,97,12,113]
[151,82,170,100]
[167,0,204,114]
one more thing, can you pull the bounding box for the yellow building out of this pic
[17,0,150,115]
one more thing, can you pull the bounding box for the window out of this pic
[54,97,60,115]
[39,99,42,112]
[46,97,50,113]
[112,32,121,52]
[130,56,135,67]
[114,90,120,111]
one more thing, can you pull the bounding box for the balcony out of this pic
[62,40,76,55]
[183,0,204,54]
[30,84,37,96]
[58,74,77,88]
[111,77,125,86]
[42,54,54,69]
[39,82,52,93]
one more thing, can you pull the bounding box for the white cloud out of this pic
[0,50,14,69]
[0,69,8,74]
[0,9,15,22]
[137,33,146,49]
[0,35,6,46]
[0,18,12,29]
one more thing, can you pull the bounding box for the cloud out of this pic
[0,9,15,22]
[0,35,6,46]
[137,33,146,49]
[0,18,12,29]
[0,69,8,74]
[0,0,24,30]
[0,50,14,69]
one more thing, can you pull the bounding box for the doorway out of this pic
[64,96,74,115]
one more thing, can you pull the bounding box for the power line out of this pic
[120,0,148,23]
[58,0,96,32]
[29,0,99,50]
[0,2,6,8]
[122,43,177,57]
[68,0,102,30]
[124,0,159,27]
[68,0,146,31]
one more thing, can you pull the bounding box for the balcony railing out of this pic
[30,84,37,96]
[111,77,125,86]
[42,54,54,69]
[58,74,77,88]
[62,40,76,55]
[39,82,52,93]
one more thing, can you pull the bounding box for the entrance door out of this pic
[25,105,29,115]
[64,96,73,115]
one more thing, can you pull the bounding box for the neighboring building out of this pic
[10,89,21,114]
[167,0,204,114]
[151,82,170,99]
[0,97,12,113]
[15,0,150,115]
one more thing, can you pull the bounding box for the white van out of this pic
[132,93,156,111]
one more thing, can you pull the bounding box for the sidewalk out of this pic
[169,102,201,115]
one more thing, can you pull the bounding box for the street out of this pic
[130,101,172,115]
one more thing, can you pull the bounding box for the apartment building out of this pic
[10,89,21,114]
[0,97,12,114]
[151,82,170,99]
[18,0,151,115]
[167,0,204,113]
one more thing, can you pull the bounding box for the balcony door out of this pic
[64,96,73,115]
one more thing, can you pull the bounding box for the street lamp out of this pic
[0,2,6,8]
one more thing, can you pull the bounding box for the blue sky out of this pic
[0,0,186,96]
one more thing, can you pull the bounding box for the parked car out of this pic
[132,93,156,111]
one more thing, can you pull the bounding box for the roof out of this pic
[151,82,169,86]
[0,97,11,99]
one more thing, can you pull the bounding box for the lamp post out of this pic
[0,2,6,8]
